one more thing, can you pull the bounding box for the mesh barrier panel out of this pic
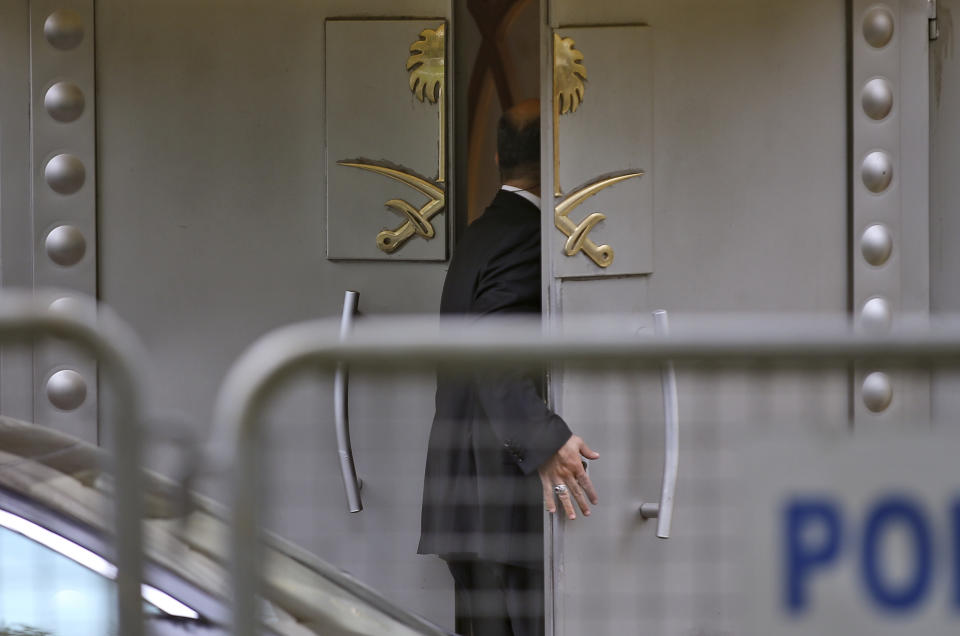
[250,354,956,635]
[3,311,959,636]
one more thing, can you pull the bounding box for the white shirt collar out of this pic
[500,185,542,211]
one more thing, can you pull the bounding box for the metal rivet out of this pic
[862,371,893,412]
[861,78,893,121]
[44,82,85,122]
[862,151,893,193]
[46,369,87,410]
[45,225,86,266]
[863,7,895,48]
[44,9,84,50]
[860,297,892,333]
[861,224,893,266]
[44,154,86,194]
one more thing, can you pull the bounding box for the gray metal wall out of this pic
[0,1,33,423]
[931,0,960,421]
[95,0,454,625]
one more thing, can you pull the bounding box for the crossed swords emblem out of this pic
[338,162,642,265]
[337,26,642,262]
[337,25,446,255]
[552,34,644,269]
[337,160,445,254]
[555,171,643,268]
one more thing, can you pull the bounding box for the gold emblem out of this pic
[338,161,445,253]
[553,33,643,268]
[555,172,643,268]
[554,34,586,116]
[338,24,447,254]
[552,34,586,196]
[407,24,446,183]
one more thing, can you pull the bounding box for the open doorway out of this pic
[456,0,539,230]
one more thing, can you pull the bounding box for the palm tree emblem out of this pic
[338,24,447,254]
[554,34,587,117]
[553,34,643,268]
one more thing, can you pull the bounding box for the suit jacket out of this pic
[418,190,572,568]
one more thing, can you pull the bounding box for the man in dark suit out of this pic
[418,99,599,636]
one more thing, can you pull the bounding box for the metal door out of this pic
[89,0,455,626]
[540,1,932,634]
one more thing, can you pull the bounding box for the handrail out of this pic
[0,291,147,636]
[334,290,363,513]
[639,310,679,538]
[205,314,960,636]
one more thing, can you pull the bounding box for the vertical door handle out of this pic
[639,309,679,538]
[334,290,363,513]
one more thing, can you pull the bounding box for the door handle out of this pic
[334,290,363,513]
[639,309,679,538]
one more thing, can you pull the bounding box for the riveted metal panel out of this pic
[30,0,98,442]
[851,0,931,430]
[326,19,449,261]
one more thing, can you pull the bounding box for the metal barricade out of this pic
[205,314,960,635]
[0,290,148,636]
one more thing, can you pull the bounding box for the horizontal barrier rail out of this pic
[206,313,960,636]
[0,290,148,636]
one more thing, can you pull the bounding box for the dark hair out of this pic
[497,112,540,182]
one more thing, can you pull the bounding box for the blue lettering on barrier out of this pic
[783,495,960,617]
[860,496,932,612]
[784,498,842,613]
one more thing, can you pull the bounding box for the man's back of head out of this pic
[497,99,540,190]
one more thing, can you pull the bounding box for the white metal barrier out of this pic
[0,291,148,636]
[10,299,952,634]
[202,313,960,635]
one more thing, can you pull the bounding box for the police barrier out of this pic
[0,291,148,636]
[747,436,960,636]
[202,315,960,635]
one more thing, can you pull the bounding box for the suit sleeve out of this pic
[471,232,573,475]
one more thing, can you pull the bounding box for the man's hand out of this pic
[537,434,600,520]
